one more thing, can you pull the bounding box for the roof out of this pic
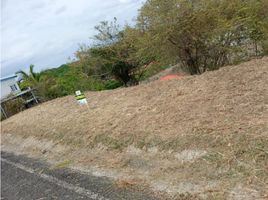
[0,74,18,82]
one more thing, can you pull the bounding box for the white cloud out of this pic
[118,0,132,3]
[1,0,144,76]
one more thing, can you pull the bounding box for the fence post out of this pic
[0,104,8,119]
[29,87,38,103]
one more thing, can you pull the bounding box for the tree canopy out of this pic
[16,0,268,101]
[135,0,268,74]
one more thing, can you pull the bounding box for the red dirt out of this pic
[160,74,183,80]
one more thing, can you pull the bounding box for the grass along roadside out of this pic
[1,57,268,199]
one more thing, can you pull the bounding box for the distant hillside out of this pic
[34,64,123,99]
[42,64,72,78]
[2,57,268,199]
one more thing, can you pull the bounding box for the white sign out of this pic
[75,90,88,105]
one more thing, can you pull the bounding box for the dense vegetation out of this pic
[18,64,123,101]
[17,0,268,100]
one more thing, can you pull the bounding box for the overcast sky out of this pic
[1,0,144,77]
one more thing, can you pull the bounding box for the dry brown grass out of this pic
[1,57,268,199]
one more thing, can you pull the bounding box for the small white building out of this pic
[0,74,21,100]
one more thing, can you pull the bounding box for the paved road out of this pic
[1,152,164,200]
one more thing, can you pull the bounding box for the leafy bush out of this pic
[103,80,122,90]
[1,97,25,120]
[262,40,268,55]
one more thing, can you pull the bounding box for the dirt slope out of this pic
[1,57,268,199]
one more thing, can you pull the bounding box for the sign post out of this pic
[75,90,89,110]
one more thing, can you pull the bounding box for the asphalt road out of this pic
[1,152,165,200]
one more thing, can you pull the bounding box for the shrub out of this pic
[1,97,25,119]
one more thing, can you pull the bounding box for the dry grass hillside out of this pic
[1,57,268,199]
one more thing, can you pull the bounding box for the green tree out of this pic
[136,0,268,74]
[76,18,147,86]
[16,64,41,87]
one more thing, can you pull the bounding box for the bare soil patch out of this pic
[1,57,268,199]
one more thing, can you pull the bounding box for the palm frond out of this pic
[29,64,35,76]
[29,64,41,82]
[16,70,29,80]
